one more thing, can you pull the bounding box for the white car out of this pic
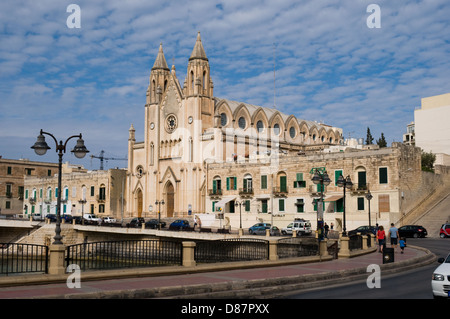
[431,253,450,298]
[102,216,116,223]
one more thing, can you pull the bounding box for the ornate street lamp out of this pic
[311,169,331,240]
[155,199,165,230]
[31,129,89,244]
[365,190,373,228]
[337,174,353,237]
[234,200,244,230]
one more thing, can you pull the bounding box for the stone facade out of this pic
[0,157,58,217]
[204,142,423,232]
[23,163,126,221]
[126,33,342,219]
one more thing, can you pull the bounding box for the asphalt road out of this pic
[283,238,449,299]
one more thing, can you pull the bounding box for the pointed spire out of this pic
[189,32,208,61]
[152,43,169,70]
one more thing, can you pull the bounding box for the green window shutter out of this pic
[335,170,342,186]
[357,197,365,210]
[233,177,237,190]
[262,200,268,213]
[245,200,250,211]
[25,189,28,199]
[261,175,267,189]
[379,167,388,184]
[212,180,217,192]
[212,201,215,212]
[55,187,58,198]
[226,177,230,190]
[279,199,285,211]
[296,199,304,213]
[280,176,287,192]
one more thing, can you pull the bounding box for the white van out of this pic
[281,218,312,236]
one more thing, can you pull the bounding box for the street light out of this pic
[337,174,353,237]
[311,169,331,240]
[155,199,165,230]
[234,200,244,230]
[31,129,89,244]
[365,190,373,228]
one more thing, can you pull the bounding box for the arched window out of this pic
[257,120,264,133]
[238,117,246,129]
[273,123,280,135]
[289,127,296,138]
[220,113,227,126]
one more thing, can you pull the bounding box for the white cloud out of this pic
[0,0,449,165]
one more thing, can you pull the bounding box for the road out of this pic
[282,238,449,299]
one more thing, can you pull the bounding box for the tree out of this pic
[366,127,374,145]
[376,133,387,148]
[421,150,436,172]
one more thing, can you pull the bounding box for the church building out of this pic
[126,32,343,221]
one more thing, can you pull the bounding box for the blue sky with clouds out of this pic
[1,0,449,169]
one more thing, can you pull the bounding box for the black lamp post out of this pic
[155,199,165,230]
[337,174,353,237]
[365,190,373,228]
[311,169,331,239]
[234,200,243,230]
[31,129,89,244]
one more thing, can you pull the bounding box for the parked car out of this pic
[102,216,117,224]
[126,217,145,228]
[398,225,427,238]
[45,214,57,222]
[431,252,450,298]
[347,225,377,236]
[281,219,312,236]
[249,223,271,235]
[83,214,101,225]
[73,216,84,224]
[145,219,166,229]
[169,219,190,230]
[440,223,450,238]
[251,225,280,236]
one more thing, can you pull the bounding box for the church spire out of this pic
[152,43,169,70]
[189,32,208,61]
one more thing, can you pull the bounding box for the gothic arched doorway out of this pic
[136,189,143,217]
[165,181,174,217]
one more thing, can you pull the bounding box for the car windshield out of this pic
[445,255,450,263]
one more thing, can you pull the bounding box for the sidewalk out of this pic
[0,245,435,299]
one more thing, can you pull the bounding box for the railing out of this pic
[348,234,363,251]
[0,243,48,275]
[66,240,182,271]
[277,238,319,258]
[195,238,268,263]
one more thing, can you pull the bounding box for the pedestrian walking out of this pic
[324,223,329,238]
[377,225,386,253]
[389,223,399,251]
[193,215,198,230]
[399,237,406,254]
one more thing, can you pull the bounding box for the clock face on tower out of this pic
[165,114,177,133]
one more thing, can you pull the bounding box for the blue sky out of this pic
[1,0,449,169]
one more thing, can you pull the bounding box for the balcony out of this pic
[239,187,254,197]
[352,183,370,194]
[96,195,106,202]
[273,186,288,197]
[208,188,223,198]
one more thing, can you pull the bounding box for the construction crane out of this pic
[90,150,127,170]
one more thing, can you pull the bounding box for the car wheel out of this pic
[413,233,419,238]
[440,233,446,238]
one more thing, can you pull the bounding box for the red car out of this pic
[440,224,450,238]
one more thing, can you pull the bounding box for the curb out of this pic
[24,246,435,299]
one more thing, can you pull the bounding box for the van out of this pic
[281,218,312,236]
